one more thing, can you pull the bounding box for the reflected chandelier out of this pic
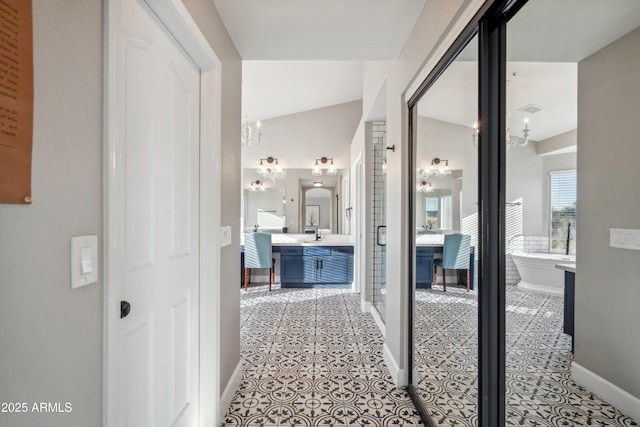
[472,115,531,149]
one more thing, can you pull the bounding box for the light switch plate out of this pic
[71,235,99,289]
[610,228,640,251]
[220,226,232,247]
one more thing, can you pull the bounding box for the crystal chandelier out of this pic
[241,115,262,149]
[472,115,531,149]
[311,157,337,176]
[257,157,286,181]
[421,158,451,178]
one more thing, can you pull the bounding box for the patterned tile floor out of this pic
[224,285,423,426]
[415,285,639,426]
[224,284,639,427]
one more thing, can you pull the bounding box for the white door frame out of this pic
[103,1,222,426]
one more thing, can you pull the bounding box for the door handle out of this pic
[120,300,131,319]
[376,225,386,246]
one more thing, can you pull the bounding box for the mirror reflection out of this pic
[411,35,479,423]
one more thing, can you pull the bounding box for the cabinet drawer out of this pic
[331,246,354,255]
[303,246,331,256]
[281,246,303,255]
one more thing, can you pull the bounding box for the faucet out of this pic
[315,228,322,241]
[253,224,259,232]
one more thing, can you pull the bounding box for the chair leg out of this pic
[244,268,250,291]
[270,259,275,291]
[433,263,437,288]
[466,268,470,292]
[443,268,446,292]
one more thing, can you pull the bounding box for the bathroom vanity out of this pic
[416,234,476,290]
[241,234,354,288]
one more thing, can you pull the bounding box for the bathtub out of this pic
[511,252,575,296]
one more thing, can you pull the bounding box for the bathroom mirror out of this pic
[415,173,461,233]
[243,187,286,231]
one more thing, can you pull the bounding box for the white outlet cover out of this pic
[71,235,99,289]
[610,228,640,251]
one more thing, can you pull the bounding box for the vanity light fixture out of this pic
[422,158,451,178]
[472,113,532,149]
[312,157,337,176]
[257,157,286,181]
[241,115,262,149]
[417,181,433,193]
[249,180,266,191]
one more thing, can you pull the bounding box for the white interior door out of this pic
[114,1,200,425]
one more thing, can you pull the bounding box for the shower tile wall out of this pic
[506,235,550,285]
[372,121,386,318]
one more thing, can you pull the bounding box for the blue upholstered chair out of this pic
[244,232,275,291]
[434,234,472,292]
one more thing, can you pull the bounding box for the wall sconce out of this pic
[312,157,337,176]
[249,180,266,191]
[257,156,286,181]
[421,158,451,178]
[417,181,433,193]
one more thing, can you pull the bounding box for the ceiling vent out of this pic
[518,104,543,114]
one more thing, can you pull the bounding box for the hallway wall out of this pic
[576,25,640,417]
[0,1,242,425]
[0,1,103,425]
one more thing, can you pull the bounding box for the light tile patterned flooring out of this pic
[224,285,423,426]
[224,284,639,427]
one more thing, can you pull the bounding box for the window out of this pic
[441,195,452,230]
[549,171,576,254]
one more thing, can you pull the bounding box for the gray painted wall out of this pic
[576,26,640,398]
[0,1,103,426]
[0,1,241,426]
[182,0,243,402]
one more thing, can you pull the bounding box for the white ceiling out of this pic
[216,0,425,122]
[419,0,640,142]
[213,0,427,60]
[220,0,640,142]
[242,61,363,122]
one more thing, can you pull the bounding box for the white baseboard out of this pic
[218,359,243,426]
[369,306,385,337]
[383,343,407,387]
[361,300,371,313]
[571,361,640,422]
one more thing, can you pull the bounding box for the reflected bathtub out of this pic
[511,252,575,296]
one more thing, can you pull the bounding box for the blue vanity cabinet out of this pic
[280,246,305,283]
[416,246,475,290]
[416,246,438,289]
[280,245,353,288]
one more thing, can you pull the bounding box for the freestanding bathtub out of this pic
[511,252,575,296]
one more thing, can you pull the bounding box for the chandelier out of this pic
[472,115,531,149]
[417,180,433,193]
[257,157,286,181]
[421,158,451,178]
[241,115,262,149]
[311,157,337,176]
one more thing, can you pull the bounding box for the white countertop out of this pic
[415,234,445,247]
[555,263,576,273]
[242,233,353,246]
